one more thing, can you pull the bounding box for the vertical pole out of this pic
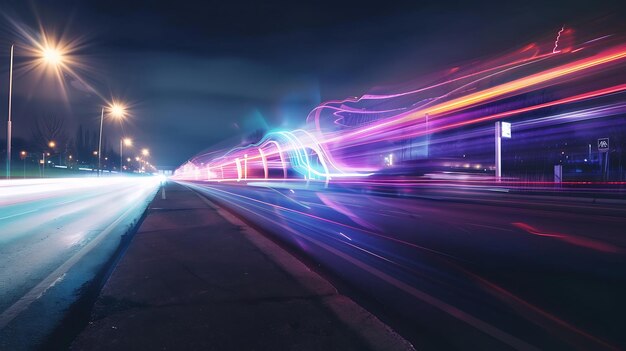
[42,152,45,178]
[120,138,123,174]
[98,107,104,177]
[425,113,430,158]
[258,148,268,179]
[495,121,502,181]
[605,152,610,181]
[244,154,248,180]
[7,45,14,179]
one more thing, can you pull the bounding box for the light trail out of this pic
[553,26,565,53]
[0,176,160,348]
[182,181,625,349]
[175,30,626,184]
[171,28,626,350]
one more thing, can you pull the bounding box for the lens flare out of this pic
[4,15,104,104]
[108,102,127,119]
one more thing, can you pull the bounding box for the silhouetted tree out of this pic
[31,114,68,151]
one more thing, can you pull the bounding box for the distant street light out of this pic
[20,150,27,178]
[48,140,61,165]
[142,148,149,157]
[120,138,132,173]
[97,102,127,176]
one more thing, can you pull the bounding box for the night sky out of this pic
[0,0,624,167]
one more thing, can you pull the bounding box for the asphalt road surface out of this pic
[182,180,626,351]
[0,177,160,350]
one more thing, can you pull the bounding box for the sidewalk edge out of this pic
[186,185,416,351]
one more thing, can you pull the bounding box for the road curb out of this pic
[189,185,415,351]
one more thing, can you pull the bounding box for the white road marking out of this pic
[0,196,94,222]
[0,198,145,329]
[0,209,38,221]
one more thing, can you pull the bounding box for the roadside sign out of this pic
[501,122,511,138]
[598,138,609,152]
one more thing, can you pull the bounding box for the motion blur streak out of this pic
[0,177,160,346]
[180,181,625,349]
[172,27,626,350]
[174,31,626,182]
[512,222,623,253]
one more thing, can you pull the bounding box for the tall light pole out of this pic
[7,41,67,179]
[20,150,26,178]
[97,107,104,176]
[6,45,13,179]
[120,138,132,173]
[48,141,56,167]
[97,102,126,177]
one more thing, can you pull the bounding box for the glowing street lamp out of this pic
[110,103,126,119]
[42,47,63,66]
[120,138,132,173]
[47,140,59,165]
[141,148,149,157]
[97,101,127,176]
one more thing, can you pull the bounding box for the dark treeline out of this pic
[1,115,142,173]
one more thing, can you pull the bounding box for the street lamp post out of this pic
[48,141,56,171]
[7,41,67,179]
[42,152,46,178]
[119,139,123,173]
[6,45,14,179]
[97,103,127,177]
[97,107,104,176]
[20,150,26,178]
[120,138,131,174]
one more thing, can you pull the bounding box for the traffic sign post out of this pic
[495,121,511,182]
[598,138,609,180]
